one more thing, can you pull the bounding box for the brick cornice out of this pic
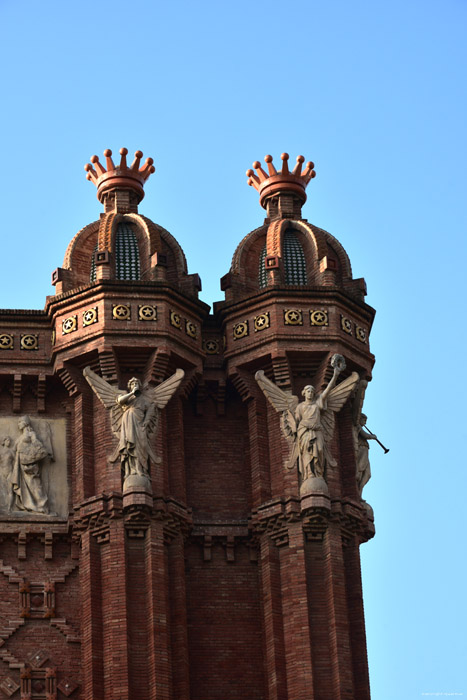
[72,493,192,544]
[250,495,374,546]
[215,285,376,325]
[45,279,210,318]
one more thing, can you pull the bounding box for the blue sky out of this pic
[0,0,466,697]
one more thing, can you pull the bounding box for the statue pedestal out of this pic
[123,474,153,509]
[300,476,329,497]
[300,476,331,513]
[361,499,374,521]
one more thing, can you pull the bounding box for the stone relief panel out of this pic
[0,417,67,518]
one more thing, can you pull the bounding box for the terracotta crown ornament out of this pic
[246,153,316,209]
[84,148,155,204]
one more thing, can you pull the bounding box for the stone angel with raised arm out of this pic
[83,367,184,489]
[255,354,359,492]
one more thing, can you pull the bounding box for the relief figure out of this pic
[0,436,15,511]
[11,416,54,514]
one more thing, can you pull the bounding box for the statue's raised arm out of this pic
[83,366,184,490]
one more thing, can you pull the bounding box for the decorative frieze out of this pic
[20,334,38,350]
[112,304,131,320]
[170,310,182,329]
[0,333,14,349]
[254,312,270,332]
[185,319,198,338]
[284,309,303,325]
[83,306,98,326]
[138,304,157,321]
[203,339,220,354]
[233,320,249,340]
[310,309,328,326]
[62,315,77,335]
[340,315,353,334]
[356,325,367,343]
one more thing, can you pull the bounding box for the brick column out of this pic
[258,536,286,700]
[80,530,104,700]
[146,520,171,700]
[72,391,95,503]
[280,521,314,699]
[248,398,271,507]
[169,533,190,700]
[344,536,371,700]
[323,522,354,699]
[101,521,130,700]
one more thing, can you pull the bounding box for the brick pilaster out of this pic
[102,521,130,700]
[259,536,287,700]
[280,522,314,699]
[324,522,355,699]
[146,520,171,700]
[80,531,104,699]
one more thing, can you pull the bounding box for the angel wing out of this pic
[321,371,360,447]
[255,371,299,467]
[255,370,299,415]
[352,377,367,424]
[143,369,185,437]
[83,366,125,438]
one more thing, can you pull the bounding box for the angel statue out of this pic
[352,378,389,498]
[83,367,185,490]
[255,354,359,493]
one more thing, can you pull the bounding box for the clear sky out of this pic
[0,1,466,697]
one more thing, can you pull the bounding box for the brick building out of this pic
[0,148,376,699]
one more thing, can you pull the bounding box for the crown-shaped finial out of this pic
[246,153,316,208]
[84,148,155,204]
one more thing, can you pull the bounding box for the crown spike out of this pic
[140,157,155,180]
[253,161,269,183]
[246,169,260,190]
[302,161,316,183]
[264,155,277,176]
[119,147,128,169]
[84,163,98,184]
[280,153,290,175]
[130,150,143,171]
[292,155,305,177]
[103,149,115,172]
[91,155,106,176]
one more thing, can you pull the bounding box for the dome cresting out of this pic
[246,153,316,210]
[85,148,155,211]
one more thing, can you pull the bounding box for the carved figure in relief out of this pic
[255,354,359,490]
[83,367,185,487]
[352,379,389,497]
[0,436,15,511]
[11,416,53,514]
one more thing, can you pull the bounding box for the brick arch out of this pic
[230,225,268,276]
[311,224,353,279]
[63,220,100,270]
[266,220,327,263]
[157,226,188,275]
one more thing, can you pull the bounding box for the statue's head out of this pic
[128,377,140,392]
[18,416,31,431]
[302,385,315,400]
[360,413,367,426]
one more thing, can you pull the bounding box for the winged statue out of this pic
[83,366,184,486]
[352,378,388,497]
[255,354,358,487]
